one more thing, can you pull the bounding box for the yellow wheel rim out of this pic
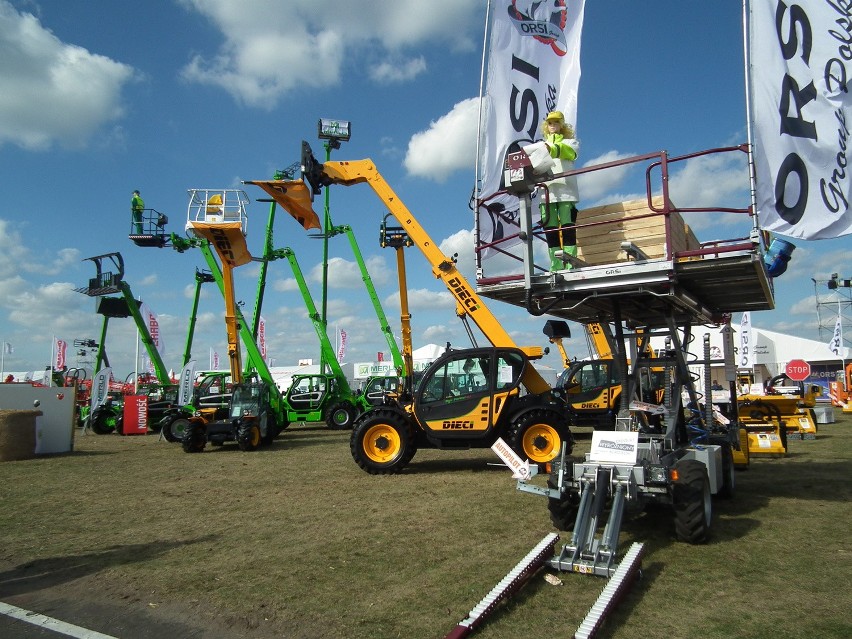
[522,423,560,463]
[249,425,260,447]
[363,423,402,464]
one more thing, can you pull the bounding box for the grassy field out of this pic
[1,414,851,638]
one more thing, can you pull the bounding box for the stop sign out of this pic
[785,359,811,382]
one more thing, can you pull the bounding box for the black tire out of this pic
[717,443,736,499]
[237,423,261,451]
[326,401,357,430]
[672,459,712,543]
[182,425,207,453]
[507,410,572,464]
[163,417,190,443]
[547,459,581,531]
[90,411,116,435]
[350,409,417,475]
[260,416,278,446]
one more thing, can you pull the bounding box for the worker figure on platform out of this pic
[539,111,580,271]
[131,190,144,234]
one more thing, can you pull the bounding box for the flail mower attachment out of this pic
[573,541,644,639]
[444,532,559,639]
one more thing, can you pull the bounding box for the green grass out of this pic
[1,416,851,638]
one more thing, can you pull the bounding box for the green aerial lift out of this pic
[130,168,403,434]
[73,252,173,434]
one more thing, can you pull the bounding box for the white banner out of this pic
[259,315,267,361]
[140,303,164,353]
[90,367,112,410]
[829,315,843,357]
[177,360,197,405]
[337,328,347,361]
[477,0,586,254]
[54,338,67,370]
[750,0,852,239]
[739,312,754,369]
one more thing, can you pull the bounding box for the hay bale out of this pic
[0,409,41,461]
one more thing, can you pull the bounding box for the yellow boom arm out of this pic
[321,159,550,394]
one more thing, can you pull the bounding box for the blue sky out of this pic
[1,0,850,379]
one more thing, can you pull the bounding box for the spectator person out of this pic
[539,111,580,271]
[131,189,145,234]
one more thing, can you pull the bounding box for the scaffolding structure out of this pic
[812,275,852,348]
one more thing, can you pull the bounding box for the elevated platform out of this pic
[476,146,775,329]
[477,247,773,328]
[129,233,169,248]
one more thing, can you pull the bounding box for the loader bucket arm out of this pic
[340,225,406,375]
[319,159,550,394]
[280,247,349,385]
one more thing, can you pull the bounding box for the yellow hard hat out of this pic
[545,111,565,122]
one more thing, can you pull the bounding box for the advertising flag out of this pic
[90,367,112,410]
[177,360,197,406]
[212,349,220,370]
[750,0,852,239]
[337,329,347,361]
[54,338,67,370]
[739,312,754,369]
[259,315,267,361]
[140,303,164,354]
[477,0,586,255]
[829,315,843,357]
[3,342,12,354]
[377,351,384,362]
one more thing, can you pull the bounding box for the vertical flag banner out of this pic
[141,303,164,354]
[177,360,197,406]
[3,342,12,354]
[90,367,112,410]
[750,1,852,239]
[829,315,843,357]
[337,329,347,361]
[259,315,267,361]
[54,339,67,370]
[212,350,220,370]
[377,352,384,362]
[739,312,754,369]
[477,0,586,255]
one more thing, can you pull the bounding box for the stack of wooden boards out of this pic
[573,196,700,266]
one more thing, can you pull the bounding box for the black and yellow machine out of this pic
[248,143,574,474]
[179,189,281,452]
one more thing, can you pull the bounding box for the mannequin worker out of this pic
[539,111,580,271]
[131,190,144,234]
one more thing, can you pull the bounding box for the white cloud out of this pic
[307,255,391,289]
[575,150,640,202]
[369,55,427,84]
[272,277,299,293]
[178,0,480,108]
[385,287,454,314]
[789,295,817,316]
[668,151,750,231]
[0,1,135,150]
[439,228,476,280]
[404,97,479,182]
